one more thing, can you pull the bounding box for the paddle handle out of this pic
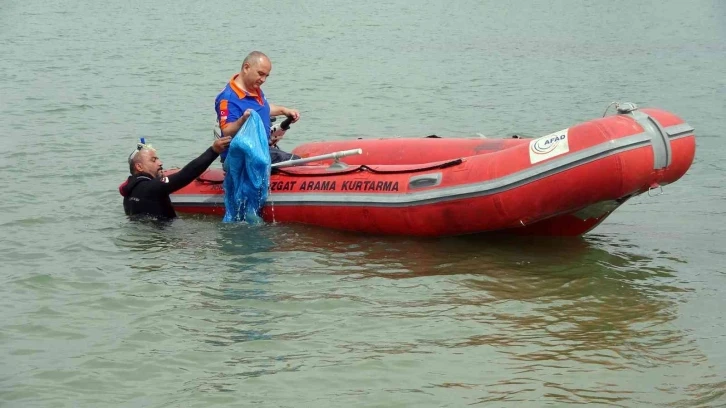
[271,149,363,168]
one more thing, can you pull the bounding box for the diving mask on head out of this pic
[128,137,155,161]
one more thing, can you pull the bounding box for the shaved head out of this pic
[240,51,272,92]
[242,51,269,70]
[128,148,145,174]
[128,147,161,176]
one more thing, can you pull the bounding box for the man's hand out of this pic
[212,136,232,154]
[221,109,254,138]
[232,108,253,129]
[284,108,300,123]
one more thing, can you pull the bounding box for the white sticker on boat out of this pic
[529,128,569,164]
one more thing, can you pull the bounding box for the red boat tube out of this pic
[169,104,695,237]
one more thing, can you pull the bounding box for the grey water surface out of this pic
[1,0,725,406]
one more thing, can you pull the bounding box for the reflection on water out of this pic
[105,221,713,406]
[2,0,725,403]
[106,218,721,406]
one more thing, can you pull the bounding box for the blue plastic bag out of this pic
[223,111,271,223]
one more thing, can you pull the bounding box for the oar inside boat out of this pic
[271,148,363,169]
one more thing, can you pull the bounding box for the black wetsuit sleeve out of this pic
[161,147,219,194]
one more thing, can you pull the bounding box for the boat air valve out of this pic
[602,101,639,117]
[616,102,638,113]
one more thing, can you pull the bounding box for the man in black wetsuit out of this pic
[120,136,231,219]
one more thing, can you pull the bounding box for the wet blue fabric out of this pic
[222,111,271,223]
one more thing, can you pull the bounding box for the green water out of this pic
[1,0,725,406]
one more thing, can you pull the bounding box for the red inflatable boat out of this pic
[169,104,695,237]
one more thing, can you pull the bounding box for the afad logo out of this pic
[531,133,567,155]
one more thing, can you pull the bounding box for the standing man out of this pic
[215,51,301,164]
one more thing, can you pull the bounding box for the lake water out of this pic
[1,0,725,406]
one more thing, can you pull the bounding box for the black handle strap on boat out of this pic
[359,158,463,174]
